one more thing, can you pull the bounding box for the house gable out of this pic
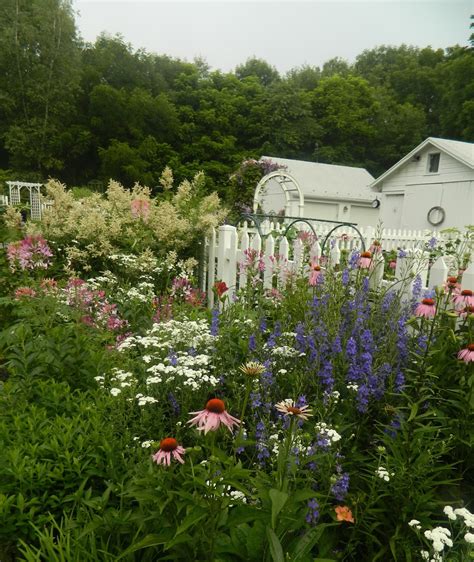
[371,138,474,193]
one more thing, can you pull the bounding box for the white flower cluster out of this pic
[135,393,158,406]
[118,319,216,352]
[95,368,137,396]
[315,422,342,444]
[443,505,474,528]
[347,383,359,391]
[145,352,218,390]
[270,346,303,358]
[424,527,453,553]
[409,519,422,530]
[87,271,118,289]
[116,281,155,304]
[376,466,394,482]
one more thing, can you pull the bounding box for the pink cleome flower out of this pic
[415,298,436,318]
[453,289,474,308]
[7,235,53,271]
[458,343,474,363]
[14,287,37,300]
[152,438,185,466]
[359,251,373,269]
[188,398,241,434]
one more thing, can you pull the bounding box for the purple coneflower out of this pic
[152,438,185,466]
[415,298,436,318]
[275,399,313,420]
[188,398,241,434]
[359,251,372,269]
[309,262,323,286]
[453,289,474,308]
[458,343,474,363]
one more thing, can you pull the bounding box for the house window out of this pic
[427,153,440,173]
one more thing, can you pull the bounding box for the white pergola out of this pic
[6,181,44,220]
[253,171,304,217]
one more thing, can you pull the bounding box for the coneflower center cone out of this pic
[206,398,226,413]
[160,438,178,451]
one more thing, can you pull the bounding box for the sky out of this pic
[74,1,472,74]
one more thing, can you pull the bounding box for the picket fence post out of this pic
[462,252,474,291]
[429,256,449,290]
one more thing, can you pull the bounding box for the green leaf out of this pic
[266,526,284,562]
[116,533,171,559]
[292,523,337,561]
[175,506,208,536]
[269,488,288,529]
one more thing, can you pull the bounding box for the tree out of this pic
[235,57,280,86]
[0,0,81,173]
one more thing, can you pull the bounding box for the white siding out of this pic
[349,205,380,227]
[380,146,474,192]
[380,194,405,229]
[402,181,474,230]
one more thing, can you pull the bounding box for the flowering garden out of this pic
[0,176,473,562]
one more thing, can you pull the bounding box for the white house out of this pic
[254,157,379,227]
[371,137,474,230]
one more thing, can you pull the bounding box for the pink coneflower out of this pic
[188,398,241,434]
[415,298,436,318]
[275,399,313,420]
[453,289,474,308]
[389,260,397,270]
[458,344,474,363]
[309,262,323,286]
[359,251,372,269]
[444,276,461,294]
[458,305,474,319]
[152,437,185,466]
[369,240,382,254]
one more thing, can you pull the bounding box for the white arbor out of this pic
[6,181,44,219]
[253,171,304,217]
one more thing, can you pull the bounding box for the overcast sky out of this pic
[74,1,472,74]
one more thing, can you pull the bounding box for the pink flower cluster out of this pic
[64,278,127,332]
[7,235,53,272]
[170,277,205,306]
[130,199,150,221]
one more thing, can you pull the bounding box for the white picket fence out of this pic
[204,223,474,308]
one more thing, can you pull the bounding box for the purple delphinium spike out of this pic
[305,498,320,526]
[331,472,350,501]
[210,307,219,336]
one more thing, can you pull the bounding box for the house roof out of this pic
[370,137,474,190]
[261,156,375,202]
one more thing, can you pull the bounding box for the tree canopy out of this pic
[0,1,473,211]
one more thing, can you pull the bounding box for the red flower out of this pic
[214,281,229,298]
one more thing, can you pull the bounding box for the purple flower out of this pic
[259,317,267,333]
[167,392,180,416]
[210,307,219,336]
[349,250,360,270]
[331,472,350,501]
[342,268,350,285]
[306,498,320,526]
[248,334,257,352]
[398,249,407,259]
[428,236,437,249]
